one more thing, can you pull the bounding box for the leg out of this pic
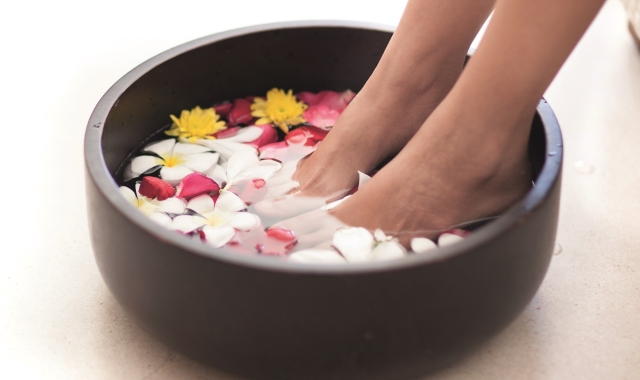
[331,0,606,242]
[294,0,496,195]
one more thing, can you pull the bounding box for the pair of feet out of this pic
[258,54,534,247]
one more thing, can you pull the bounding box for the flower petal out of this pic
[130,155,162,176]
[202,226,236,248]
[214,126,240,139]
[358,171,372,190]
[229,212,260,231]
[226,150,259,182]
[371,240,406,261]
[182,152,220,173]
[215,191,247,212]
[198,139,258,160]
[247,125,278,148]
[219,126,263,143]
[410,237,438,254]
[156,197,187,214]
[332,227,374,263]
[302,105,341,129]
[289,249,346,264]
[228,98,254,126]
[236,159,283,183]
[176,172,220,199]
[207,164,228,186]
[187,194,216,215]
[118,186,138,207]
[149,212,172,228]
[143,138,177,156]
[438,233,465,247]
[159,165,193,186]
[172,214,207,233]
[138,176,175,200]
[173,142,213,156]
[213,102,233,117]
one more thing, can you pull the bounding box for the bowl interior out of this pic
[100,26,546,184]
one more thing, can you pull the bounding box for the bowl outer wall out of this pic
[84,21,562,380]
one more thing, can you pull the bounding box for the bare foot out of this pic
[329,102,534,244]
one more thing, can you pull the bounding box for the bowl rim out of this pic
[84,20,563,275]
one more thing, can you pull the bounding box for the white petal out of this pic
[237,159,283,182]
[373,229,387,242]
[332,227,375,263]
[207,164,228,185]
[220,126,263,143]
[173,142,213,155]
[371,241,406,261]
[187,194,215,215]
[149,212,172,228]
[137,197,159,216]
[197,139,257,160]
[229,212,260,231]
[411,237,438,254]
[438,233,465,247]
[215,191,247,212]
[160,165,193,186]
[143,138,176,156]
[118,186,138,207]
[157,197,187,214]
[171,215,207,233]
[202,226,235,248]
[130,155,162,176]
[289,249,347,264]
[182,152,220,173]
[226,150,259,182]
[358,171,372,189]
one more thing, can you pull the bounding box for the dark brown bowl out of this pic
[84,21,562,380]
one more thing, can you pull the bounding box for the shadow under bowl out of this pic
[84,21,562,380]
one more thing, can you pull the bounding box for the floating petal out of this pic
[182,152,220,173]
[332,227,374,263]
[202,226,236,248]
[215,191,247,212]
[130,155,162,176]
[176,173,220,199]
[118,186,138,208]
[143,138,176,156]
[371,240,406,261]
[410,237,438,253]
[156,197,187,214]
[187,194,216,215]
[138,176,175,200]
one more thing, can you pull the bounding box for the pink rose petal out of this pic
[246,125,278,148]
[228,98,254,126]
[213,102,233,117]
[252,178,266,189]
[176,173,220,199]
[214,126,240,139]
[138,176,175,201]
[265,228,296,242]
[303,105,341,129]
[285,126,329,147]
[297,90,355,112]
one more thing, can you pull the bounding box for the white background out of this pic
[0,1,639,379]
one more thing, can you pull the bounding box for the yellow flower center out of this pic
[166,106,227,143]
[160,153,185,168]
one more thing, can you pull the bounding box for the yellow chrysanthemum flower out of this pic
[251,88,307,133]
[165,106,227,143]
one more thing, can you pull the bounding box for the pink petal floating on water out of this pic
[285,126,329,147]
[303,105,341,129]
[297,90,355,112]
[265,228,296,242]
[246,125,278,148]
[252,178,266,189]
[213,102,233,117]
[138,176,175,200]
[228,98,254,126]
[214,126,240,139]
[176,173,220,199]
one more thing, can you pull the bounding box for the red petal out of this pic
[266,228,296,242]
[252,178,266,189]
[303,105,340,128]
[246,125,278,148]
[228,98,254,126]
[297,90,356,112]
[214,126,239,139]
[285,126,329,147]
[139,176,175,201]
[213,102,233,117]
[176,173,220,199]
[305,126,329,143]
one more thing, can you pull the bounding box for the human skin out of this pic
[291,0,607,242]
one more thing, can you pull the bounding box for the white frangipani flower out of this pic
[171,191,261,248]
[125,138,220,185]
[332,227,406,263]
[118,185,186,227]
[208,150,282,191]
